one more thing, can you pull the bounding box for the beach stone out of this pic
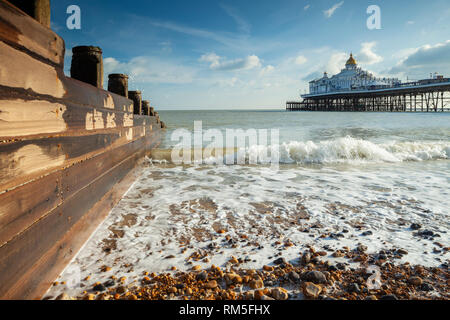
[104,279,115,287]
[418,230,434,237]
[357,244,368,252]
[56,293,70,300]
[229,256,239,264]
[263,265,274,272]
[362,231,373,236]
[303,271,327,284]
[303,282,322,299]
[420,282,434,292]
[397,248,408,255]
[196,271,208,281]
[379,254,388,260]
[225,273,242,285]
[168,287,177,294]
[348,283,361,293]
[273,257,287,265]
[249,279,264,289]
[93,283,106,292]
[260,294,275,300]
[83,294,96,300]
[410,223,422,230]
[311,257,321,264]
[271,287,289,300]
[408,276,423,286]
[254,290,265,300]
[301,252,311,265]
[335,263,348,271]
[365,295,378,300]
[233,275,243,284]
[332,250,345,258]
[288,271,300,282]
[205,280,218,289]
[116,286,127,294]
[328,265,338,272]
[175,283,186,290]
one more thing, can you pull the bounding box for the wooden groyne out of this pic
[0,0,165,299]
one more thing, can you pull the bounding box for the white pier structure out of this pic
[287,54,450,112]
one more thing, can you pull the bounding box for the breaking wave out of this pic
[147,137,450,165]
[265,137,450,164]
[274,137,450,164]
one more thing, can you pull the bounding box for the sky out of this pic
[51,0,450,109]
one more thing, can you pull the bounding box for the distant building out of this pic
[308,53,401,95]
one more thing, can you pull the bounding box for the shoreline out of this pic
[44,161,449,300]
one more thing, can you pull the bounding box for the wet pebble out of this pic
[273,257,287,265]
[288,271,301,283]
[93,283,106,292]
[303,271,327,284]
[410,223,422,230]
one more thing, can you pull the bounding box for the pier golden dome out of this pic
[346,53,357,66]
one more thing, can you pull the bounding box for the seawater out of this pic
[47,110,450,298]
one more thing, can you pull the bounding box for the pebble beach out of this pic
[45,111,450,301]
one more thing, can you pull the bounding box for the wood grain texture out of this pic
[0,127,161,245]
[0,152,152,299]
[0,0,64,67]
[0,124,157,191]
[0,130,162,299]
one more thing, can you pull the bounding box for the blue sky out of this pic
[51,0,450,109]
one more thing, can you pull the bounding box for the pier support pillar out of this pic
[108,74,129,98]
[142,100,151,116]
[128,91,142,115]
[9,0,51,27]
[71,46,104,88]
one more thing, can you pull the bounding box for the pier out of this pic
[287,80,450,112]
[287,53,450,112]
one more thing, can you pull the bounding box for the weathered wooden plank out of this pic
[0,125,161,245]
[0,40,65,97]
[0,92,159,141]
[0,123,157,191]
[0,149,147,299]
[0,128,161,298]
[0,0,64,67]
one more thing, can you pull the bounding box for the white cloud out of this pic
[324,1,344,18]
[200,53,262,71]
[199,53,221,69]
[357,42,383,65]
[304,4,311,11]
[388,40,450,76]
[260,65,275,76]
[326,52,348,74]
[295,55,308,65]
